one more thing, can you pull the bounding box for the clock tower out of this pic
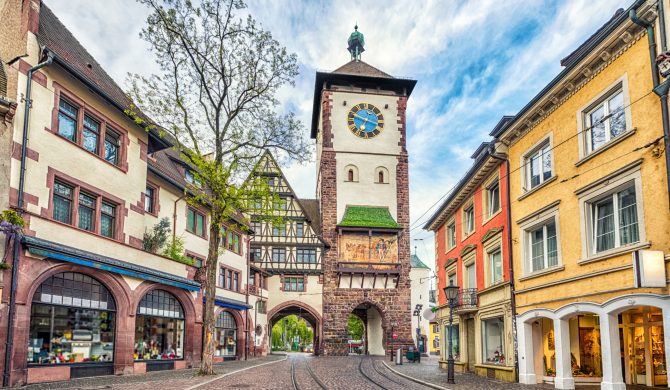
[311,27,417,356]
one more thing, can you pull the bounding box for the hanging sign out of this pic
[656,52,670,77]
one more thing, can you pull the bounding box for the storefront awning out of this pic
[23,236,201,292]
[204,296,253,310]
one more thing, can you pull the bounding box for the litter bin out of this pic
[395,348,403,365]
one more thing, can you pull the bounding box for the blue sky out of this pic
[47,0,631,272]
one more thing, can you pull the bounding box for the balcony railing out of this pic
[456,288,478,310]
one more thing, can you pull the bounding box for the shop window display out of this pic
[215,311,237,357]
[444,324,459,361]
[28,272,116,364]
[569,314,602,377]
[482,317,505,365]
[537,318,556,376]
[134,290,185,361]
[620,306,666,387]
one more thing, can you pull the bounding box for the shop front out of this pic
[215,311,238,360]
[517,295,670,389]
[28,272,116,377]
[134,289,185,369]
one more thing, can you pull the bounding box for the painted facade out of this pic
[425,144,514,382]
[0,1,255,385]
[490,2,670,389]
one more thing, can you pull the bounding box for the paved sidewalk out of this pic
[22,355,285,390]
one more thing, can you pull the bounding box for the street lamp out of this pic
[413,304,423,362]
[444,282,459,384]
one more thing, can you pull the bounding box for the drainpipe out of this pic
[172,194,186,241]
[245,233,250,361]
[630,9,670,209]
[4,50,54,387]
[488,148,519,383]
[659,0,668,52]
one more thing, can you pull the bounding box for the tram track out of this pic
[357,356,389,390]
[290,354,327,390]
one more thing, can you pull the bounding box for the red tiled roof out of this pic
[332,60,393,78]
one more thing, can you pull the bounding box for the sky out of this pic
[46,0,631,274]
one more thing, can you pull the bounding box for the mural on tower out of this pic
[340,233,398,264]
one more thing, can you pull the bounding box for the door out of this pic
[466,319,475,372]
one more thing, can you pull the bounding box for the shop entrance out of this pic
[619,306,667,387]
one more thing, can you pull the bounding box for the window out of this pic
[268,177,275,188]
[375,166,389,184]
[144,186,155,213]
[488,247,503,285]
[272,248,286,262]
[187,207,206,237]
[482,317,505,365]
[51,179,119,239]
[487,180,500,217]
[82,114,100,153]
[185,170,202,188]
[591,185,639,253]
[224,229,241,254]
[53,181,74,224]
[78,192,96,232]
[444,324,459,360]
[233,273,239,292]
[186,254,204,268]
[226,270,232,289]
[463,204,474,236]
[585,89,626,154]
[348,169,354,182]
[446,221,456,249]
[296,222,304,237]
[135,290,184,361]
[273,198,288,210]
[464,262,476,290]
[251,221,262,235]
[448,272,456,288]
[432,324,439,333]
[344,165,358,182]
[103,129,120,166]
[296,248,317,263]
[248,272,256,287]
[57,98,78,142]
[527,220,558,273]
[283,276,304,292]
[251,247,262,262]
[256,300,267,314]
[219,268,240,291]
[524,141,552,190]
[272,224,286,237]
[215,312,237,357]
[54,94,126,168]
[29,272,116,365]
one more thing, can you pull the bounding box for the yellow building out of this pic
[429,320,441,356]
[491,2,670,389]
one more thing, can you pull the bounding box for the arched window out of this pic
[29,272,116,365]
[215,311,238,358]
[375,167,389,184]
[135,290,185,360]
[344,165,358,182]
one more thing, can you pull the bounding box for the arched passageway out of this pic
[268,302,321,355]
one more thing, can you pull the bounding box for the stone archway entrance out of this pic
[268,301,321,355]
[351,302,385,356]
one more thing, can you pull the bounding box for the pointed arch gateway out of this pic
[348,300,387,356]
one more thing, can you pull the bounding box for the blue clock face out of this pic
[347,103,384,138]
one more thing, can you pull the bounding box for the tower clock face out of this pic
[347,103,384,139]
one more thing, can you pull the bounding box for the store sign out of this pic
[633,250,666,288]
[657,52,670,77]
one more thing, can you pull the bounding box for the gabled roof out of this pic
[338,205,400,229]
[37,3,170,152]
[332,60,393,78]
[410,254,430,269]
[300,199,322,236]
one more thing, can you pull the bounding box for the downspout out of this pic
[630,9,670,208]
[488,148,518,383]
[245,233,250,361]
[659,0,668,52]
[4,50,54,387]
[172,194,186,241]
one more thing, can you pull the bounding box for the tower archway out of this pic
[268,301,321,355]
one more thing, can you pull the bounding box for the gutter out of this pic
[630,9,670,208]
[4,50,54,387]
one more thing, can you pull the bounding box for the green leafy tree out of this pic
[128,0,309,375]
[347,314,364,340]
[143,217,172,253]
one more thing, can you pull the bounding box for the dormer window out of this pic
[185,170,202,188]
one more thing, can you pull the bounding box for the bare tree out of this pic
[127,0,309,375]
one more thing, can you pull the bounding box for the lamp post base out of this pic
[447,356,455,384]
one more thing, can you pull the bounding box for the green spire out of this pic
[347,24,365,61]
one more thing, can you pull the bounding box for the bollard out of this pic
[395,348,403,365]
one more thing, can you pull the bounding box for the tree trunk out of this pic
[199,220,221,375]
